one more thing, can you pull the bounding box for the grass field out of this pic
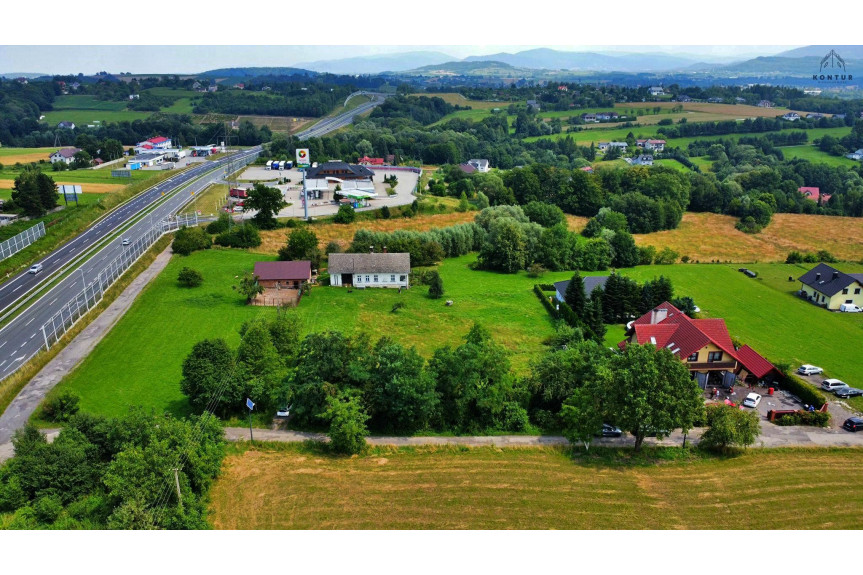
[0,147,57,165]
[239,115,313,134]
[210,444,863,529]
[411,93,504,110]
[633,212,863,263]
[51,95,128,111]
[0,165,152,194]
[42,109,152,126]
[779,145,859,167]
[180,183,228,216]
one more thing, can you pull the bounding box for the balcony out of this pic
[687,361,737,371]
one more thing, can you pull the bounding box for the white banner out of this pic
[58,185,82,196]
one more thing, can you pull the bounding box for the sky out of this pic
[0,45,800,75]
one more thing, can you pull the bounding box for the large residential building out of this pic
[620,301,778,388]
[798,263,863,310]
[328,252,410,289]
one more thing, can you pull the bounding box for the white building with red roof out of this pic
[134,136,172,154]
[798,186,831,205]
[620,301,778,388]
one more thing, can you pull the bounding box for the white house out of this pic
[598,142,628,152]
[782,112,800,121]
[50,148,81,165]
[644,139,666,152]
[56,121,75,130]
[846,149,863,161]
[467,159,490,173]
[629,155,654,166]
[328,252,410,289]
[595,111,619,121]
[649,86,664,96]
[126,152,166,170]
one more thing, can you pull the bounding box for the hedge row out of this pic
[533,284,560,319]
[774,410,830,427]
[776,373,828,409]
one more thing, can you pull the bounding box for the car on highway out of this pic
[834,387,863,398]
[122,238,130,246]
[821,379,849,392]
[797,365,823,376]
[742,393,761,408]
[843,417,863,432]
[28,263,43,274]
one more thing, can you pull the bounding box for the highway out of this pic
[0,147,260,386]
[295,93,387,140]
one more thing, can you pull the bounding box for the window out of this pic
[847,299,853,304]
[843,288,849,294]
[365,275,370,283]
[708,351,722,363]
[687,352,699,362]
[400,275,406,282]
[856,288,861,295]
[373,275,379,283]
[391,275,395,282]
[356,275,361,283]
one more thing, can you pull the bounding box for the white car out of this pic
[822,379,849,392]
[797,365,823,376]
[28,263,43,274]
[275,405,292,418]
[742,393,761,408]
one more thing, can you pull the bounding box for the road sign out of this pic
[246,398,255,411]
[296,148,310,168]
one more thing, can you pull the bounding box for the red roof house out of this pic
[622,301,778,386]
[799,186,831,204]
[253,261,312,289]
[357,156,385,166]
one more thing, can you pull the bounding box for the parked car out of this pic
[28,263,43,274]
[821,379,849,391]
[275,405,292,418]
[839,303,862,313]
[596,423,622,438]
[843,417,863,432]
[742,393,761,408]
[834,387,863,398]
[797,365,823,376]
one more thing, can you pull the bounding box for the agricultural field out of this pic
[652,159,690,172]
[633,212,863,263]
[239,115,313,134]
[412,93,505,110]
[41,109,152,126]
[0,147,58,165]
[210,444,863,529]
[0,165,154,194]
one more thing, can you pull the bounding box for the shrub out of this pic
[172,226,212,256]
[391,302,405,313]
[215,225,262,249]
[654,247,679,265]
[40,391,80,422]
[699,404,760,452]
[427,270,444,299]
[380,205,391,219]
[323,392,369,455]
[206,212,232,235]
[785,250,804,264]
[334,204,356,224]
[325,241,342,255]
[774,411,830,427]
[527,263,546,278]
[178,267,204,288]
[638,245,656,266]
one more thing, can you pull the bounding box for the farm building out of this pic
[553,276,609,303]
[782,112,800,121]
[56,121,75,130]
[328,252,410,289]
[253,261,312,289]
[797,263,863,311]
[50,148,81,165]
[305,161,375,181]
[620,301,778,388]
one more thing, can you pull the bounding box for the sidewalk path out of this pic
[0,246,174,445]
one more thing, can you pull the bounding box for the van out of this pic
[839,303,862,313]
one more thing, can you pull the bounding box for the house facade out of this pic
[629,155,654,166]
[620,302,777,387]
[649,86,664,96]
[50,148,81,165]
[643,139,665,152]
[467,159,489,172]
[253,261,312,289]
[328,252,410,288]
[798,263,863,310]
[598,142,627,152]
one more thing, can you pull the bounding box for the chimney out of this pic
[651,308,668,324]
[383,245,387,254]
[815,273,821,281]
[370,245,374,254]
[833,271,839,280]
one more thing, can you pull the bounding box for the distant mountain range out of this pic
[461,48,714,72]
[0,72,48,79]
[198,67,316,78]
[294,51,455,75]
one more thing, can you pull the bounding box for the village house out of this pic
[526,100,541,111]
[757,100,774,108]
[707,97,724,104]
[620,301,778,388]
[250,260,312,307]
[735,97,747,103]
[598,142,628,152]
[806,113,825,119]
[676,95,692,103]
[553,276,609,304]
[649,86,664,96]
[467,159,490,173]
[798,186,831,205]
[581,113,598,123]
[782,112,800,121]
[134,136,172,154]
[595,111,620,121]
[457,163,476,175]
[328,252,410,289]
[49,148,81,165]
[798,263,863,311]
[357,156,385,166]
[643,139,666,152]
[845,149,863,161]
[57,121,75,130]
[629,155,654,166]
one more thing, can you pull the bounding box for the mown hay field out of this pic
[210,444,863,530]
[633,212,863,263]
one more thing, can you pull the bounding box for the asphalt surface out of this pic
[0,147,260,381]
[295,93,386,140]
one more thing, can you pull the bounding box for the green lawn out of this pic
[51,95,128,111]
[42,109,152,126]
[49,251,577,419]
[653,159,691,172]
[0,167,153,185]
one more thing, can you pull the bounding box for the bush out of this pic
[172,226,212,256]
[323,392,369,455]
[380,205,391,219]
[215,225,262,249]
[427,270,444,299]
[774,410,830,427]
[785,250,804,264]
[699,404,760,452]
[334,204,356,224]
[638,245,656,265]
[206,212,232,235]
[40,391,80,422]
[527,263,546,278]
[653,247,679,265]
[178,267,204,288]
[325,241,342,255]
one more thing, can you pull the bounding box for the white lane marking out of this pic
[12,285,21,292]
[20,342,26,348]
[14,356,24,362]
[49,298,58,305]
[30,333,35,339]
[0,341,6,349]
[24,317,34,327]
[0,361,6,367]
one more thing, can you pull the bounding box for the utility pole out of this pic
[172,468,183,510]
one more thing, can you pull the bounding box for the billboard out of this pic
[296,148,310,168]
[58,185,82,201]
